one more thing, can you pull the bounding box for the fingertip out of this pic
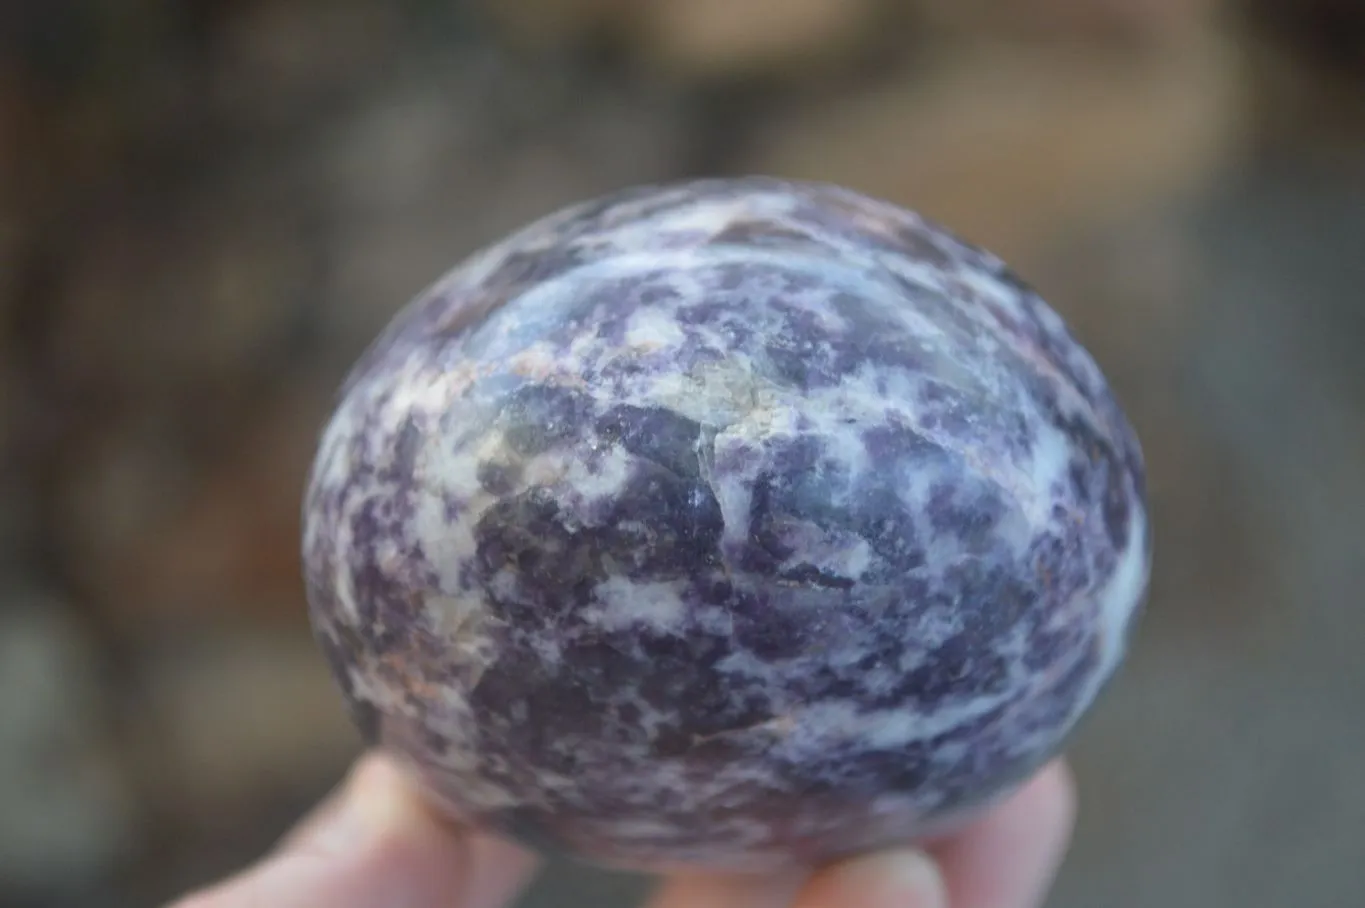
[285,751,441,856]
[795,849,947,908]
[930,759,1078,908]
[330,753,542,908]
[645,868,807,908]
[1036,759,1079,836]
[167,752,540,908]
[461,830,543,908]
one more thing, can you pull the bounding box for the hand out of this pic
[170,753,1075,908]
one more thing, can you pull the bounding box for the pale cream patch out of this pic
[650,357,781,428]
[304,413,361,621]
[411,490,480,592]
[486,567,520,601]
[507,340,566,382]
[528,633,564,670]
[777,526,872,582]
[877,250,953,299]
[426,594,497,663]
[786,688,1017,753]
[586,576,687,633]
[1090,505,1150,689]
[715,646,781,688]
[562,442,634,506]
[624,306,687,351]
[958,263,1027,320]
[646,196,764,236]
[380,355,483,432]
[418,432,485,499]
[1018,417,1075,524]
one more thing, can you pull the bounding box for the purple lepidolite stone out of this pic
[302,177,1151,872]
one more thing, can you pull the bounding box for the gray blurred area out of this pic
[2,2,1364,906]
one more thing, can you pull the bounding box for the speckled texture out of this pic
[301,176,1151,872]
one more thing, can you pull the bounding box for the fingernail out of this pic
[811,849,947,908]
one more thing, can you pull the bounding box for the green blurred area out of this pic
[2,2,1364,906]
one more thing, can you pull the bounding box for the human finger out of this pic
[644,866,807,908]
[167,752,541,908]
[791,848,947,908]
[927,760,1078,908]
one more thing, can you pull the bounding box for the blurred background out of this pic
[2,1,1363,906]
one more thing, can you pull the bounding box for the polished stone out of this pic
[302,177,1150,871]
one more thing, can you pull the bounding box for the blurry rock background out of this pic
[1,2,1362,906]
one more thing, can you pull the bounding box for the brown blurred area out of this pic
[2,2,1363,906]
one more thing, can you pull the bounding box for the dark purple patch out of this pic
[763,339,825,391]
[1023,623,1085,674]
[926,481,1009,553]
[738,439,864,581]
[345,497,428,647]
[468,648,602,772]
[729,591,815,661]
[474,492,605,624]
[387,415,423,480]
[347,696,382,745]
[779,661,868,709]
[939,559,1039,642]
[859,415,941,464]
[779,564,857,590]
[1101,465,1133,553]
[1028,379,1133,553]
[500,383,595,457]
[596,405,704,480]
[713,437,763,476]
[1014,637,1101,741]
[873,632,1011,712]
[828,743,936,796]
[598,463,725,579]
[1028,529,1089,606]
[477,460,522,496]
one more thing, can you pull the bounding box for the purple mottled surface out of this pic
[301,176,1150,872]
